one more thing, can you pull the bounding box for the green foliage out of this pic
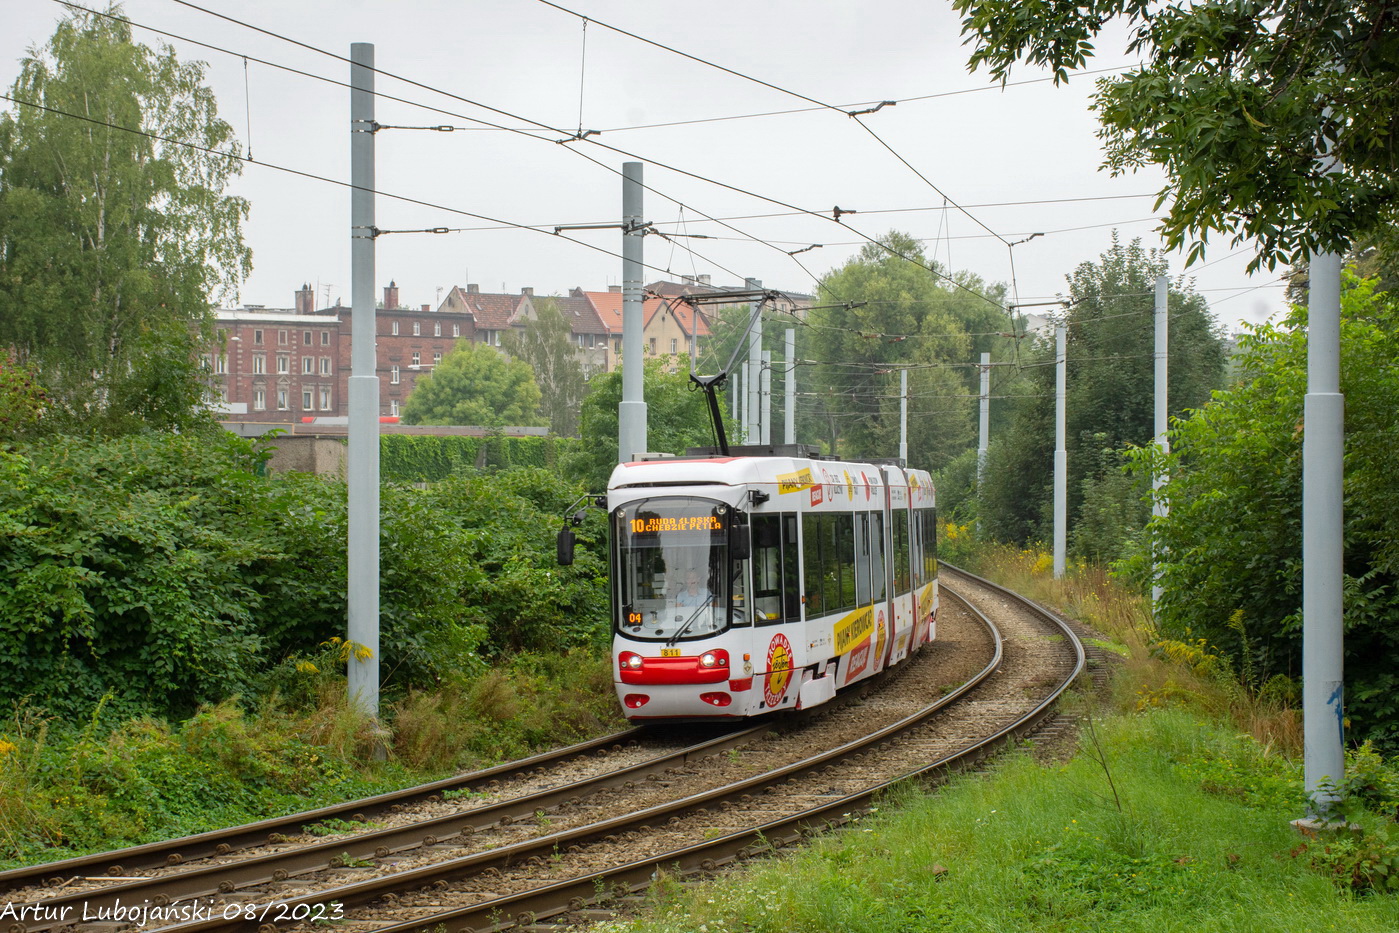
[804,231,1011,468]
[502,298,586,436]
[419,469,609,656]
[569,356,720,490]
[605,710,1399,933]
[402,342,545,428]
[378,434,575,483]
[0,350,48,442]
[0,433,608,719]
[1129,273,1399,749]
[952,0,1399,270]
[0,5,251,433]
[0,699,419,864]
[981,235,1226,559]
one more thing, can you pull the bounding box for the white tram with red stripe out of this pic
[606,447,937,721]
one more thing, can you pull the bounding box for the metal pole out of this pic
[347,43,380,727]
[784,328,795,445]
[977,352,990,487]
[747,298,762,445]
[1152,275,1169,605]
[760,351,772,445]
[1053,322,1067,578]
[618,163,646,462]
[899,369,908,463]
[1303,247,1345,818]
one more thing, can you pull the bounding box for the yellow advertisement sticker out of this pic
[833,606,874,656]
[776,468,815,494]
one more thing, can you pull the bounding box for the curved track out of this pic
[4,567,1083,933]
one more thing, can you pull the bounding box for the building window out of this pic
[433,322,441,337]
[319,386,332,410]
[276,354,289,374]
[671,338,678,354]
[413,321,421,336]
[302,356,314,374]
[412,351,421,367]
[649,337,657,355]
[320,356,332,375]
[214,354,227,374]
[433,351,442,365]
[253,354,266,374]
[253,329,263,345]
[302,388,314,410]
[392,321,400,336]
[390,399,399,417]
[321,330,330,345]
[391,365,400,384]
[452,324,460,337]
[278,329,288,345]
[303,330,312,345]
[276,388,288,410]
[577,334,584,347]
[254,388,266,410]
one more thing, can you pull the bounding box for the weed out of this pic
[304,818,370,837]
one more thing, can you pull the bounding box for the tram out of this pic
[594,446,937,721]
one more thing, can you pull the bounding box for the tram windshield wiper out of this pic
[666,603,710,647]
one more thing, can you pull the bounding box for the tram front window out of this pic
[616,497,741,642]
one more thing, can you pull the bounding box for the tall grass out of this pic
[942,524,1303,753]
[0,650,626,870]
[601,711,1399,933]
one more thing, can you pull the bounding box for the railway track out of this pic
[4,568,1084,933]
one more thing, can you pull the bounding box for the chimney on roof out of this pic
[384,281,400,309]
[697,274,711,286]
[744,277,762,290]
[521,287,533,297]
[422,304,430,313]
[609,285,622,293]
[681,275,695,286]
[295,283,314,315]
[466,283,479,294]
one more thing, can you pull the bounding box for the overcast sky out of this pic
[3,0,1289,331]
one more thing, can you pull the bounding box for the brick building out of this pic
[209,277,802,425]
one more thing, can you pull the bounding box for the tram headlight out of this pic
[699,649,729,669]
[619,652,644,671]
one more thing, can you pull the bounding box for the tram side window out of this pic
[893,509,911,593]
[834,511,856,614]
[911,509,924,588]
[752,513,797,624]
[802,513,826,616]
[855,512,873,608]
[869,511,887,602]
[919,508,938,580]
[783,514,800,620]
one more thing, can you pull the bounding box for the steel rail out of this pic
[5,624,937,929]
[362,574,1085,933]
[6,724,781,930]
[134,588,1011,933]
[0,728,658,896]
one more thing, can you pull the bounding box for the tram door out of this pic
[749,511,803,713]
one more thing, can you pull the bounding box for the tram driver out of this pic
[674,568,712,608]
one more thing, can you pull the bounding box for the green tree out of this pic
[568,357,721,490]
[805,232,1011,470]
[981,236,1227,555]
[1129,273,1399,748]
[952,1,1399,269]
[402,342,545,428]
[502,298,585,436]
[0,5,251,433]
